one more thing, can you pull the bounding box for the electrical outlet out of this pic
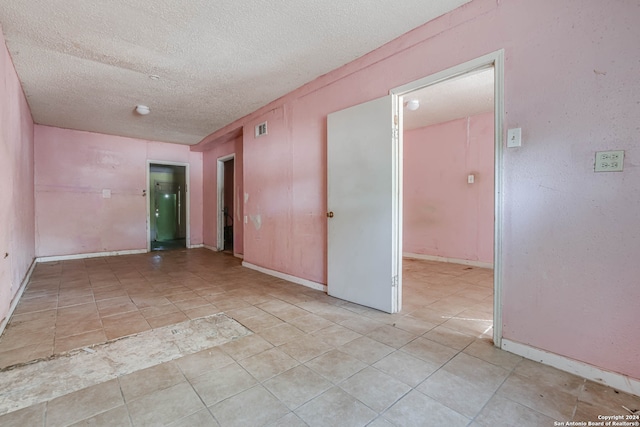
[595,150,624,172]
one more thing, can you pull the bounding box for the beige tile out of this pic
[339,367,411,412]
[69,405,132,426]
[295,387,377,427]
[279,335,333,363]
[375,350,440,388]
[497,373,578,420]
[513,359,584,395]
[45,379,123,427]
[101,311,150,340]
[220,334,273,360]
[339,316,384,335]
[190,363,258,406]
[438,352,510,389]
[264,365,332,409]
[176,347,235,380]
[578,380,640,414]
[475,394,557,426]
[166,409,220,427]
[239,348,299,381]
[266,412,307,427]
[96,296,138,317]
[146,311,189,329]
[391,315,437,335]
[0,402,45,427]
[422,325,475,350]
[463,339,522,370]
[257,300,309,321]
[173,297,209,311]
[417,367,500,418]
[240,312,285,332]
[258,323,305,346]
[226,306,267,321]
[339,336,394,365]
[119,361,185,402]
[367,325,416,348]
[312,324,362,347]
[383,390,470,427]
[139,303,180,319]
[54,317,103,338]
[209,385,289,427]
[54,329,107,353]
[128,381,205,426]
[287,313,334,334]
[304,349,367,384]
[400,336,458,366]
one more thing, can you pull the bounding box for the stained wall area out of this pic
[403,113,494,264]
[0,26,36,326]
[196,0,640,381]
[34,125,203,257]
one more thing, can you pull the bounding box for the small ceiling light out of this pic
[406,99,420,111]
[135,105,150,115]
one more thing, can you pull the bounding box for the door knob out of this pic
[327,212,334,218]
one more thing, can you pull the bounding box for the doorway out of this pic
[216,154,235,253]
[327,50,504,345]
[399,67,496,342]
[148,163,189,251]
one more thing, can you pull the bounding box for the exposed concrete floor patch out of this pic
[0,313,250,415]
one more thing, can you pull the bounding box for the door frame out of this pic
[146,160,191,252]
[390,49,505,347]
[216,154,235,251]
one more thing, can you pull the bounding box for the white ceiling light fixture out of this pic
[135,105,150,115]
[406,99,420,111]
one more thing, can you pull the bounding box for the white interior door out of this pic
[327,95,401,313]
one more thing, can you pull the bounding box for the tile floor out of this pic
[0,249,638,426]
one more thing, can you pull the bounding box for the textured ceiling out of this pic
[0,0,472,145]
[403,67,494,131]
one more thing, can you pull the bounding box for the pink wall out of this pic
[0,27,35,324]
[202,134,243,255]
[404,113,494,263]
[34,126,203,257]
[196,0,640,380]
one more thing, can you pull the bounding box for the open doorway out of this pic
[400,67,496,342]
[148,163,188,251]
[327,50,504,344]
[217,154,235,253]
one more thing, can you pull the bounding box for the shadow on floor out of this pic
[151,239,186,251]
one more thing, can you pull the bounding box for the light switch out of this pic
[507,128,522,148]
[102,189,111,198]
[467,174,475,184]
[595,150,624,172]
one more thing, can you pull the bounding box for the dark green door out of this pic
[155,182,179,242]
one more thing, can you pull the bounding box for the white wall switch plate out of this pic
[102,189,111,198]
[507,128,522,148]
[467,174,475,184]
[595,150,624,172]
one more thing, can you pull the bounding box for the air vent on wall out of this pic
[255,121,267,137]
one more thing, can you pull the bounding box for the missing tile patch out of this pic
[0,313,251,415]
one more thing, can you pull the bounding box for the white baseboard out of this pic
[202,245,218,252]
[502,338,640,397]
[189,244,204,249]
[242,261,327,292]
[234,253,244,259]
[403,252,493,269]
[36,249,147,263]
[0,258,37,336]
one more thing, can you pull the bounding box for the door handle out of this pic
[327,212,334,218]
